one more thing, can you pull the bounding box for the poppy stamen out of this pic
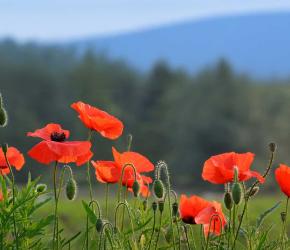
[50,132,66,142]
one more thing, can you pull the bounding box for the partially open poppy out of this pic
[0,146,24,175]
[202,152,264,184]
[275,164,290,197]
[71,101,124,140]
[27,123,93,166]
[91,147,154,197]
[179,194,211,224]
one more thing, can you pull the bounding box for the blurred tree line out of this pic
[1,39,290,191]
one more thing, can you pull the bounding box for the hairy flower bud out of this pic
[153,179,165,200]
[234,167,239,183]
[35,183,47,194]
[0,107,8,127]
[281,212,287,222]
[142,199,148,211]
[158,200,165,213]
[96,218,104,233]
[132,181,140,197]
[246,186,259,198]
[1,143,8,154]
[232,182,242,205]
[224,192,233,210]
[152,201,157,212]
[269,142,277,153]
[66,177,77,201]
[172,202,179,217]
[139,234,146,248]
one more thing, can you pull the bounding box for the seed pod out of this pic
[281,212,287,222]
[152,201,157,212]
[96,218,104,233]
[1,143,8,154]
[66,177,77,200]
[246,186,259,198]
[233,167,239,183]
[0,107,8,127]
[224,192,233,210]
[269,142,277,153]
[142,199,148,211]
[232,182,242,205]
[172,202,179,217]
[153,180,164,200]
[35,183,47,194]
[158,200,165,213]
[132,181,140,197]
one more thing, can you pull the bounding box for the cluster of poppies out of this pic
[1,101,290,237]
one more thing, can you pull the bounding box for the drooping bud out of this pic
[1,143,8,154]
[132,181,140,197]
[96,218,104,233]
[153,179,165,200]
[65,177,77,201]
[281,212,287,222]
[0,93,3,107]
[172,202,179,217]
[0,107,8,127]
[152,201,157,212]
[269,142,277,153]
[142,199,148,211]
[245,186,259,198]
[35,183,47,194]
[233,167,239,183]
[224,192,233,210]
[232,182,242,205]
[158,200,165,213]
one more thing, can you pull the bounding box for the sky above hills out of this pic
[1,0,290,41]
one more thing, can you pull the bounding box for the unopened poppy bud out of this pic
[269,142,277,153]
[172,202,179,217]
[153,179,164,200]
[96,218,104,233]
[66,177,77,201]
[158,200,165,213]
[246,186,259,198]
[139,234,146,248]
[164,226,173,243]
[281,212,287,222]
[224,192,233,210]
[113,226,119,235]
[0,94,3,107]
[152,201,157,212]
[234,167,239,183]
[142,199,148,211]
[232,182,242,205]
[0,107,8,127]
[35,183,47,194]
[1,143,8,154]
[132,181,140,197]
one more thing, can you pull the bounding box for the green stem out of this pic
[227,209,232,249]
[154,212,163,250]
[184,225,191,250]
[52,161,58,250]
[175,218,181,250]
[105,184,109,218]
[147,211,156,250]
[3,153,18,250]
[281,197,289,250]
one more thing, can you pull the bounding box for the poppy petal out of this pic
[27,123,70,141]
[91,161,121,183]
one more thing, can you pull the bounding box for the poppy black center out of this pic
[50,132,66,142]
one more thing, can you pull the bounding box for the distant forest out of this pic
[1,39,290,191]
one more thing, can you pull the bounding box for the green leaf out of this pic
[256,201,281,228]
[82,200,97,224]
[62,231,81,247]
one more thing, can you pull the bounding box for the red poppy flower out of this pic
[195,201,227,236]
[275,164,290,197]
[27,123,93,166]
[91,147,154,197]
[0,146,24,175]
[202,152,264,184]
[71,101,124,140]
[179,195,212,224]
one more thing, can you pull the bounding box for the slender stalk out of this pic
[147,211,156,250]
[281,197,289,250]
[231,150,275,249]
[105,184,109,218]
[154,212,163,250]
[183,225,191,250]
[3,153,18,250]
[52,161,58,250]
[227,209,232,249]
[189,225,197,250]
[175,218,181,250]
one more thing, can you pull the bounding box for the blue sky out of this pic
[1,0,290,41]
